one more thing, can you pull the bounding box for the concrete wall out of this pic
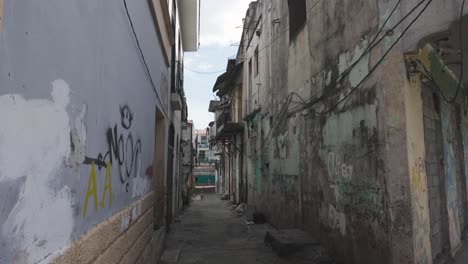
[238,0,468,263]
[181,121,193,206]
[0,0,175,263]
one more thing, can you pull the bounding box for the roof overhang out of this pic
[178,0,200,51]
[212,63,243,96]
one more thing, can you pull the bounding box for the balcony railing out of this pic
[216,112,243,137]
[217,112,231,130]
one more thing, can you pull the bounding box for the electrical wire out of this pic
[122,0,159,96]
[285,0,407,115]
[448,0,466,104]
[185,67,226,74]
[336,0,402,84]
[315,0,434,115]
[286,0,430,116]
[236,0,324,63]
[247,0,412,151]
[412,59,452,103]
[216,0,432,152]
[255,94,294,152]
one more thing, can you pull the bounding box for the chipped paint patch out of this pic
[132,159,150,199]
[120,201,142,232]
[0,80,74,264]
[320,204,346,236]
[322,104,376,148]
[404,71,432,263]
[67,105,87,169]
[338,39,370,87]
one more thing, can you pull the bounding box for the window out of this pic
[254,47,259,76]
[287,0,307,41]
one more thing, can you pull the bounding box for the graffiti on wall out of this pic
[410,158,430,264]
[121,200,142,232]
[327,152,353,180]
[440,103,462,250]
[83,161,112,218]
[329,180,382,219]
[327,152,382,219]
[411,157,424,194]
[82,105,143,218]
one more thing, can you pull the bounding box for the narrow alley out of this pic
[162,193,333,264]
[2,0,468,263]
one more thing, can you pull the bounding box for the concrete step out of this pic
[264,229,320,257]
[159,248,180,264]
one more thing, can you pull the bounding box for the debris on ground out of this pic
[264,229,319,257]
[235,203,246,216]
[192,194,203,201]
[253,212,266,224]
[163,194,335,264]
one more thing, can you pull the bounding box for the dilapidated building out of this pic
[211,59,246,203]
[210,0,468,263]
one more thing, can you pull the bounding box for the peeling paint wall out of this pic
[404,72,432,264]
[239,0,468,263]
[0,0,170,263]
[412,41,468,259]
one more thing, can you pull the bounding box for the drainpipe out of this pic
[240,138,245,203]
[228,144,231,200]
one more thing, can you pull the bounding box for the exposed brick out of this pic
[119,224,154,264]
[51,192,155,264]
[92,207,154,264]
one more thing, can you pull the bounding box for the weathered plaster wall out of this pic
[414,41,468,259]
[242,0,468,263]
[0,0,169,263]
[404,68,432,264]
[421,81,448,260]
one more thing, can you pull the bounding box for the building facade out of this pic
[0,0,199,263]
[210,0,468,263]
[181,119,194,207]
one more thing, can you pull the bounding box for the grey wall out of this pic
[0,0,170,263]
[242,0,468,263]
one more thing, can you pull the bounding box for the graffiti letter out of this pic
[83,162,98,218]
[101,161,113,208]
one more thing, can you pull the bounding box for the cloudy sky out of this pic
[184,0,251,130]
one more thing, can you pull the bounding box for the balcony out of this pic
[171,93,182,110]
[216,112,243,138]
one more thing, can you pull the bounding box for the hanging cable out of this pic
[448,0,466,103]
[284,0,431,116]
[315,0,434,116]
[185,67,226,74]
[236,0,323,62]
[122,0,159,96]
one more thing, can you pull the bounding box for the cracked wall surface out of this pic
[240,0,468,263]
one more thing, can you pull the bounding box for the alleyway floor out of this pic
[163,194,331,264]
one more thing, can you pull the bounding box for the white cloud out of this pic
[200,0,252,47]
